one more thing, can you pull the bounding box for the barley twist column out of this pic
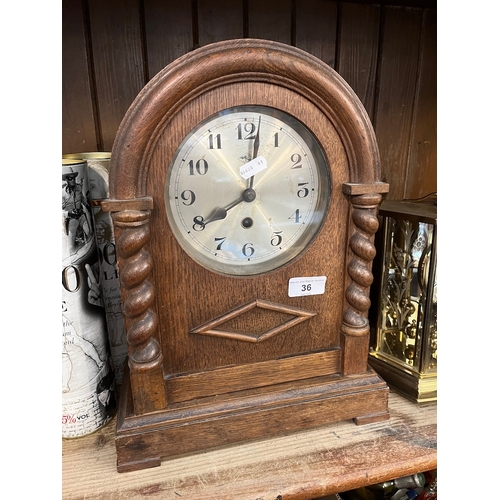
[103,198,167,414]
[341,183,388,375]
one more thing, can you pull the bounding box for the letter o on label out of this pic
[62,265,81,292]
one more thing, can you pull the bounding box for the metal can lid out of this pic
[62,158,86,167]
[63,152,111,160]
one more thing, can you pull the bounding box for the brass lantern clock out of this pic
[103,39,390,472]
[369,196,437,404]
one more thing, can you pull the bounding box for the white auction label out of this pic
[239,156,267,180]
[288,276,327,297]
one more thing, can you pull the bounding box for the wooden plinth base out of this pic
[115,365,390,472]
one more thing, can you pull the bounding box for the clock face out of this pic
[165,105,331,276]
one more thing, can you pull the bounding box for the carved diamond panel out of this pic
[190,299,317,343]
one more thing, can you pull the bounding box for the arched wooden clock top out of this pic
[108,39,381,200]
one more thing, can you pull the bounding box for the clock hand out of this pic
[248,116,261,190]
[205,120,264,226]
[252,116,261,159]
[202,196,244,226]
[203,186,257,226]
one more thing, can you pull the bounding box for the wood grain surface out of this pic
[404,7,437,200]
[295,0,337,67]
[143,0,193,78]
[373,6,422,198]
[336,2,380,120]
[62,391,436,500]
[87,0,146,151]
[62,0,98,153]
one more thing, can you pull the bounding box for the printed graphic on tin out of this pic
[62,160,116,438]
[62,278,105,395]
[62,167,94,265]
[61,252,116,437]
[87,157,127,384]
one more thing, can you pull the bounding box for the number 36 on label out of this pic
[288,276,327,297]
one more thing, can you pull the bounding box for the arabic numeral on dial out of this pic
[237,122,256,140]
[288,209,301,223]
[270,231,283,247]
[180,190,196,205]
[273,132,279,147]
[214,237,226,251]
[188,159,209,175]
[192,216,205,231]
[242,243,255,257]
[290,153,302,169]
[297,182,309,198]
[208,133,221,149]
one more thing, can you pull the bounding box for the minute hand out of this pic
[248,115,261,189]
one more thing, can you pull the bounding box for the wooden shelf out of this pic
[62,391,436,500]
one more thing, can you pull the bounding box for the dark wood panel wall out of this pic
[62,0,436,200]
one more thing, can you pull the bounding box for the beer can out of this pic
[62,158,116,438]
[63,153,127,385]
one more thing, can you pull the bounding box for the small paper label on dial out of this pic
[288,276,327,297]
[239,156,267,180]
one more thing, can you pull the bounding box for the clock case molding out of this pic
[103,38,390,473]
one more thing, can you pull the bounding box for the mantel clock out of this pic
[102,39,390,472]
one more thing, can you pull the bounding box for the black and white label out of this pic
[239,155,267,180]
[288,276,327,297]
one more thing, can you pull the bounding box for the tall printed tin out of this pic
[62,158,116,438]
[63,153,127,384]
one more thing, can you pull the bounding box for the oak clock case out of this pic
[103,39,390,473]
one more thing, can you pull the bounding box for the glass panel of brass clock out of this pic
[377,218,437,375]
[165,105,331,276]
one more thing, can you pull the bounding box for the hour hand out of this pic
[203,197,243,225]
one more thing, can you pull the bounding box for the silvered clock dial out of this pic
[165,105,331,275]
